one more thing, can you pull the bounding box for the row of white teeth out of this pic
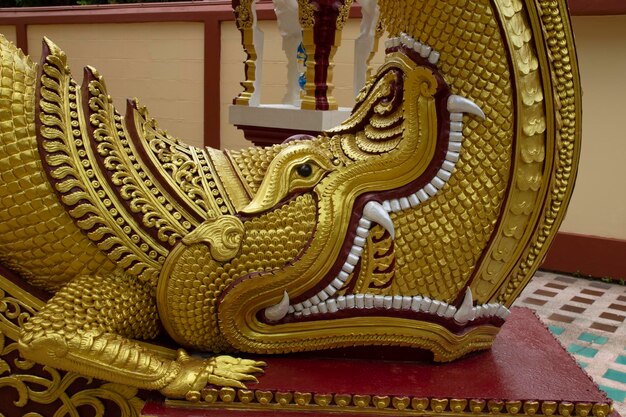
[386,32,441,65]
[264,48,491,325]
[267,288,510,324]
[381,97,484,214]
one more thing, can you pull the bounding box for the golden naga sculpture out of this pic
[0,0,580,406]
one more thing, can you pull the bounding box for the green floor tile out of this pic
[603,369,626,384]
[515,271,626,416]
[578,332,608,345]
[567,343,598,358]
[548,325,565,335]
[599,385,626,402]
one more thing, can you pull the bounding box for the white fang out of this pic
[363,201,395,239]
[454,287,475,324]
[264,291,290,322]
[447,95,485,120]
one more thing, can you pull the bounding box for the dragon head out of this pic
[224,44,499,361]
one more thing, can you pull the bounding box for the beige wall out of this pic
[27,23,205,148]
[0,26,17,45]
[559,16,626,240]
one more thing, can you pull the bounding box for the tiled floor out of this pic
[514,271,626,414]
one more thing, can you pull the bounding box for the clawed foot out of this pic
[160,349,266,401]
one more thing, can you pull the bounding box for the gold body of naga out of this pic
[0,0,580,405]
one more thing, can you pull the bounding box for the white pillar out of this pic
[274,0,303,106]
[250,1,264,106]
[353,0,380,97]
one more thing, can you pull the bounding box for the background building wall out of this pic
[26,22,205,148]
[558,16,626,241]
[0,25,16,44]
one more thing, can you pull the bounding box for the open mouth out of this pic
[260,33,510,330]
[261,92,509,328]
[263,191,510,330]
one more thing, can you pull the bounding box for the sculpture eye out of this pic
[296,163,313,178]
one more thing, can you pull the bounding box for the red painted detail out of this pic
[542,232,626,281]
[14,23,27,54]
[307,0,347,110]
[569,0,626,15]
[204,19,222,149]
[0,3,239,24]
[235,125,321,147]
[0,263,52,301]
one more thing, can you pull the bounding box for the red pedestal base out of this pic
[235,125,320,147]
[142,308,615,417]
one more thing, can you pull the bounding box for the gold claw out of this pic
[160,353,266,399]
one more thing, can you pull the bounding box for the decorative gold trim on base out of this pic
[166,388,612,417]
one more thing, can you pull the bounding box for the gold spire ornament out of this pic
[0,0,580,408]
